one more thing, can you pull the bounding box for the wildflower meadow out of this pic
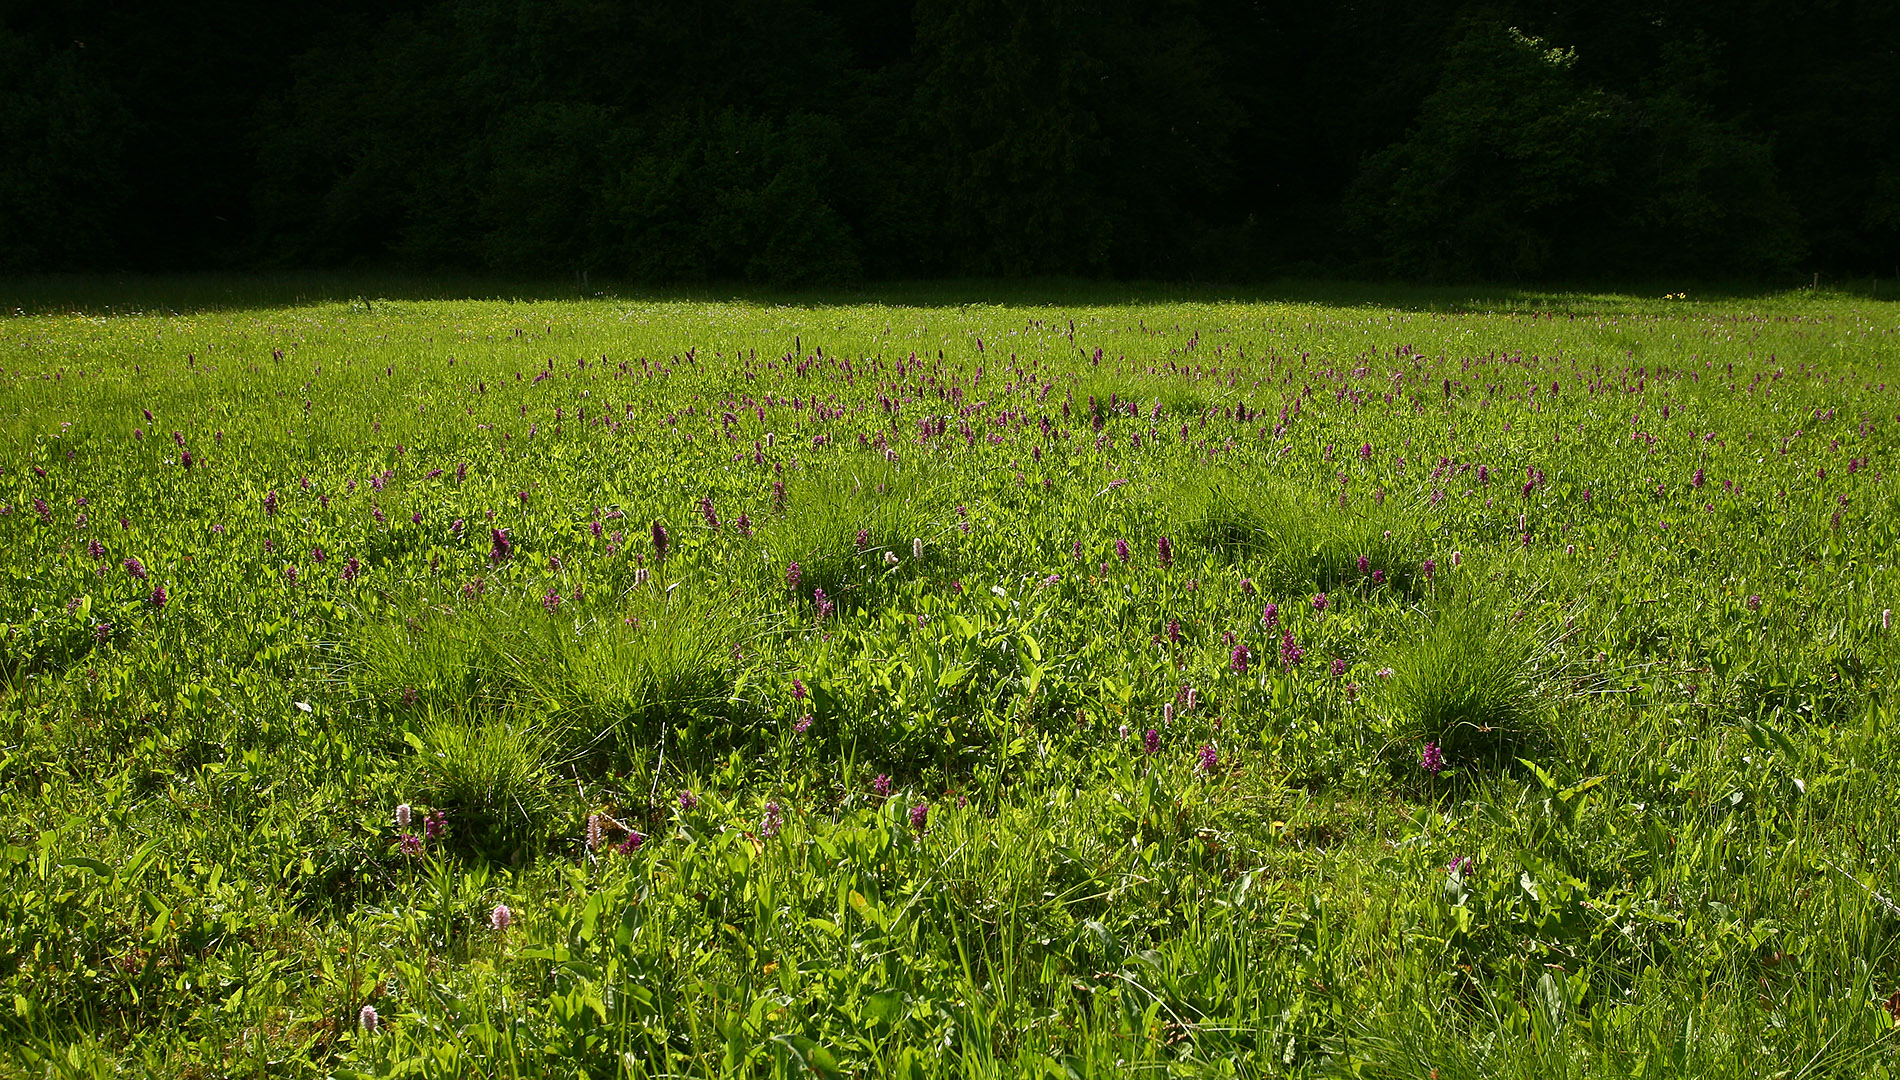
[2,280,1897,1077]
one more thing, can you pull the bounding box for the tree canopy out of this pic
[3,0,1893,283]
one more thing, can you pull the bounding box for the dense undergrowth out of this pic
[1,282,1897,1077]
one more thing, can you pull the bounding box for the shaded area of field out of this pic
[7,272,1895,321]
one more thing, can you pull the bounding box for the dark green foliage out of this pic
[1345,23,1802,280]
[2,0,1896,281]
[248,0,865,283]
[477,102,624,275]
[609,111,863,286]
[0,29,127,273]
[910,0,1240,276]
[1345,24,1622,279]
[1607,37,1805,277]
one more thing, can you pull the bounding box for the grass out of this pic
[1383,578,1565,769]
[0,277,1897,1077]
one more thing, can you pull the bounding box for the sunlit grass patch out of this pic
[1,283,1896,1077]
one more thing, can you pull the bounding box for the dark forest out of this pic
[3,0,1894,284]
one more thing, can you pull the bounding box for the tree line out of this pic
[3,0,1894,285]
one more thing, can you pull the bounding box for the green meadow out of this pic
[2,281,1897,1077]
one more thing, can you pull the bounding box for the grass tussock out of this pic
[1382,583,1564,769]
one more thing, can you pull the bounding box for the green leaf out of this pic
[1742,715,1802,764]
[861,989,905,1027]
[771,1034,842,1077]
[1558,774,1606,802]
[1536,971,1568,1030]
[1518,758,1558,792]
